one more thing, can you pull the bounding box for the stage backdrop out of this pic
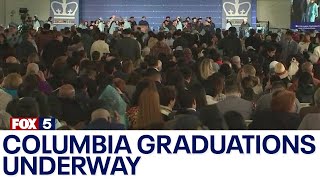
[50,0,80,29]
[80,0,256,30]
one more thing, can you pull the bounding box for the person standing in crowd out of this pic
[245,29,262,51]
[139,16,149,27]
[298,32,311,53]
[115,29,141,65]
[239,19,250,38]
[218,27,242,57]
[225,20,232,30]
[129,16,137,29]
[281,30,298,62]
[307,0,319,22]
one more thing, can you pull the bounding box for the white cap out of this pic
[269,61,279,70]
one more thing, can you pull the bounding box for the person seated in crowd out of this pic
[205,73,226,105]
[57,84,89,127]
[85,108,125,130]
[1,73,22,98]
[90,33,109,60]
[128,79,163,129]
[217,77,253,120]
[250,90,301,130]
[296,72,315,104]
[159,86,176,121]
[224,111,246,130]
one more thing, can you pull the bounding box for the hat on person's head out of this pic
[175,46,183,51]
[269,61,279,70]
[274,62,288,79]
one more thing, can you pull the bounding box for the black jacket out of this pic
[249,111,301,130]
[199,104,228,130]
[115,37,141,61]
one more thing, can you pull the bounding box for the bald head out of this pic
[6,56,19,64]
[91,108,111,122]
[26,63,39,75]
[58,84,75,99]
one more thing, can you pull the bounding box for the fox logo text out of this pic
[10,118,55,130]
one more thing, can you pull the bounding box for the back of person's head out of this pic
[92,51,101,61]
[72,35,81,44]
[2,73,22,90]
[27,53,40,64]
[302,62,313,73]
[18,74,39,96]
[157,32,165,41]
[271,80,286,91]
[229,27,237,35]
[164,114,204,130]
[10,97,40,117]
[224,111,246,130]
[136,80,162,129]
[298,72,314,87]
[91,108,111,122]
[159,86,176,107]
[271,90,296,113]
[249,29,256,36]
[225,77,240,95]
[207,73,225,97]
[219,63,233,77]
[241,76,258,101]
[180,66,193,81]
[122,60,134,74]
[179,90,196,109]
[241,64,256,78]
[26,63,40,75]
[58,84,75,99]
[6,56,20,64]
[189,84,207,109]
[199,58,215,80]
[271,33,278,41]
[43,23,50,30]
[314,88,320,107]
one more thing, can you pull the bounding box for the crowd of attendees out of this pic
[1,20,320,130]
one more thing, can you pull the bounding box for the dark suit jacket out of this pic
[249,111,301,130]
[115,37,141,61]
[199,104,228,130]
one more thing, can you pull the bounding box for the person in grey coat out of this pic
[256,81,301,113]
[216,77,253,120]
[280,30,298,62]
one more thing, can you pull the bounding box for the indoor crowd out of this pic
[1,19,320,130]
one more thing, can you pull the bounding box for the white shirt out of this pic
[298,42,310,53]
[90,40,110,60]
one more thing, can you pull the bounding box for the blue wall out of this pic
[80,0,256,29]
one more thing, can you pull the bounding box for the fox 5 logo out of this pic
[10,117,56,130]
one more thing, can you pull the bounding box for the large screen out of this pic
[291,0,320,29]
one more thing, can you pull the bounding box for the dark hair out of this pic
[225,77,239,94]
[159,86,176,106]
[157,32,166,41]
[219,64,233,77]
[8,97,40,117]
[249,29,256,36]
[266,45,276,52]
[298,72,314,87]
[207,73,225,97]
[43,23,50,30]
[72,35,81,44]
[224,111,246,130]
[189,84,207,109]
[180,67,193,80]
[92,51,100,61]
[178,90,195,109]
[127,72,142,85]
[145,55,158,67]
[98,33,106,40]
